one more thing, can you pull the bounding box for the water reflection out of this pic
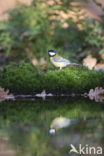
[0,98,104,156]
[49,117,77,135]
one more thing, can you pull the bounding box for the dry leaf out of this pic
[94,64,104,72]
[85,87,104,102]
[40,58,47,66]
[35,90,53,100]
[83,55,97,69]
[0,87,14,102]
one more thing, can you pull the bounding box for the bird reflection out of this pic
[49,117,76,135]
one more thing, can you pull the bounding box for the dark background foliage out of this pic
[0,0,104,65]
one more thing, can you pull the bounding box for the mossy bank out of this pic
[0,63,104,94]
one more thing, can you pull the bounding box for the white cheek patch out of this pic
[49,52,56,56]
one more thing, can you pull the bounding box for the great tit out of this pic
[48,50,80,70]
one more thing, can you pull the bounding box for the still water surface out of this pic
[0,97,104,156]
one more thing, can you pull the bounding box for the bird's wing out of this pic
[53,56,70,63]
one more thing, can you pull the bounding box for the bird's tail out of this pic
[70,63,82,66]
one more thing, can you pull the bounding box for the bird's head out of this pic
[48,50,56,57]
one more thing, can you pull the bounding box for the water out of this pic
[0,97,104,156]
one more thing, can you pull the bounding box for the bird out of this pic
[48,50,81,70]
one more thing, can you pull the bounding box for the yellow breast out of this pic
[50,57,66,68]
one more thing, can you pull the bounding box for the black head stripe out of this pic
[48,50,56,53]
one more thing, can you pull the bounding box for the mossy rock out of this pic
[0,62,104,94]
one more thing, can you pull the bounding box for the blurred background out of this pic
[0,0,104,69]
[0,1,104,155]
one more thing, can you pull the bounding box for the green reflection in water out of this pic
[0,98,104,156]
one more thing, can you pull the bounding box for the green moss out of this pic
[0,63,104,94]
